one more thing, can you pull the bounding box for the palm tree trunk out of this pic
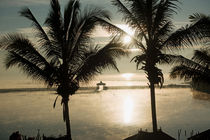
[150,82,158,132]
[63,98,72,140]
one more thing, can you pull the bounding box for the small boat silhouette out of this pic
[96,81,108,91]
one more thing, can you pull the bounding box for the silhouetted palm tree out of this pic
[170,49,210,91]
[112,0,210,132]
[0,0,127,139]
[170,14,210,92]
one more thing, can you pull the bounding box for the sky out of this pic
[0,0,210,82]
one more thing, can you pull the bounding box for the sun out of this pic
[122,73,134,80]
[116,24,135,44]
[123,35,132,44]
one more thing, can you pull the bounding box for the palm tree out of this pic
[170,48,210,92]
[112,0,210,132]
[170,14,210,92]
[0,0,127,139]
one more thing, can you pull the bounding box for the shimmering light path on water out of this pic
[0,88,210,140]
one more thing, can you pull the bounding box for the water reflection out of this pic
[1,88,210,140]
[123,97,133,124]
[125,81,133,86]
[121,73,134,80]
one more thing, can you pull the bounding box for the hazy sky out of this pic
[0,0,210,82]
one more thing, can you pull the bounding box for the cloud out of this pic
[16,27,33,35]
[0,0,114,7]
[16,26,110,38]
[15,26,111,45]
[0,0,49,7]
[16,26,49,34]
[16,26,49,43]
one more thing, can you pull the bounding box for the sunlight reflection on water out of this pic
[0,88,210,140]
[123,96,134,124]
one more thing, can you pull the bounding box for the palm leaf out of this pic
[19,8,60,59]
[112,0,149,42]
[170,48,210,83]
[1,34,47,67]
[75,41,128,82]
[5,52,54,84]
[67,7,131,63]
[64,0,80,41]
[67,8,113,62]
[164,16,210,50]
[170,64,208,80]
[0,33,56,86]
[112,0,141,29]
[128,0,147,27]
[45,0,64,51]
[189,13,209,23]
[192,49,210,66]
[153,0,179,34]
[131,54,146,70]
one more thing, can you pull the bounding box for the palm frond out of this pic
[163,26,199,50]
[189,13,208,23]
[192,49,210,66]
[145,65,164,87]
[76,7,111,41]
[165,54,207,72]
[171,64,210,90]
[164,16,210,50]
[170,65,205,80]
[45,0,64,49]
[64,0,80,41]
[156,53,175,64]
[153,0,178,34]
[155,67,164,88]
[19,8,50,44]
[127,0,147,27]
[19,8,61,61]
[155,21,174,41]
[158,54,185,64]
[0,33,56,85]
[5,52,54,85]
[111,0,149,44]
[170,48,210,84]
[112,0,141,30]
[67,7,113,62]
[74,41,128,82]
[131,54,146,70]
[1,34,48,68]
[67,7,131,63]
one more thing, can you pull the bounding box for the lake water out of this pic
[0,86,210,140]
[0,73,210,140]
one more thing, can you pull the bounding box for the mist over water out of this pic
[0,74,209,140]
[0,88,210,139]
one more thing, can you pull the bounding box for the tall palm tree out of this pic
[112,0,210,132]
[0,0,127,139]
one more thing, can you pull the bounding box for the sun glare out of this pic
[123,36,132,44]
[122,73,134,80]
[117,24,135,44]
[129,48,140,52]
[123,97,134,123]
[117,24,134,35]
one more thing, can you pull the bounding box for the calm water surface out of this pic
[0,88,210,140]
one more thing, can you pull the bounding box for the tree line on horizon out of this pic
[0,0,210,140]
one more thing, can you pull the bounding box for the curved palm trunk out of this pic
[63,98,72,140]
[150,82,158,132]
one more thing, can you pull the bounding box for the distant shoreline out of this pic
[0,84,190,93]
